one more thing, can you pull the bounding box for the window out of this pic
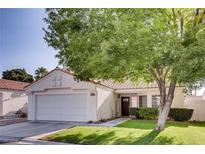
[122,97,129,102]
[139,96,147,108]
[152,95,160,108]
[131,96,138,107]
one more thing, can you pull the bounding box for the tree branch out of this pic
[167,81,176,102]
[156,68,161,78]
[118,71,135,79]
[193,8,200,29]
[147,64,160,85]
[180,16,184,41]
[163,67,170,80]
[172,8,176,21]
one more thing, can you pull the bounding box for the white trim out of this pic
[34,95,37,120]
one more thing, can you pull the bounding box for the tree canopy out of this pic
[44,8,205,85]
[44,8,205,130]
[2,68,34,83]
[35,67,48,80]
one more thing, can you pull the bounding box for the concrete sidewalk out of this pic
[4,138,70,145]
[88,117,131,127]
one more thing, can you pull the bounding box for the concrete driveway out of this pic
[0,118,131,144]
[0,121,84,144]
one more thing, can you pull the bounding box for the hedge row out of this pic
[129,107,158,120]
[129,107,193,121]
[168,108,193,121]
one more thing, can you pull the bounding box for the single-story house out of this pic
[25,67,185,122]
[0,79,29,117]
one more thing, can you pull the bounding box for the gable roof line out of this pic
[25,68,57,89]
[25,67,113,90]
[25,67,73,89]
[25,67,184,90]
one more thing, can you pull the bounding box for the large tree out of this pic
[2,68,34,83]
[44,8,205,130]
[35,67,48,80]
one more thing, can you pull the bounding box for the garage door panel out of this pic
[38,103,86,110]
[38,115,87,121]
[36,94,87,121]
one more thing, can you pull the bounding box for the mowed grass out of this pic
[41,120,205,145]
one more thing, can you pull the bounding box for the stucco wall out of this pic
[0,90,28,116]
[172,88,186,108]
[0,93,3,116]
[26,69,188,121]
[96,85,116,121]
[26,70,97,122]
[26,70,96,92]
[184,96,205,121]
[115,87,185,116]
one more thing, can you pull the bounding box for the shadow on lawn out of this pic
[47,130,174,145]
[48,131,116,145]
[113,130,174,145]
[117,120,205,130]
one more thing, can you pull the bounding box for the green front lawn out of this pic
[41,120,205,145]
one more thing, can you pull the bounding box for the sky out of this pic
[0,8,204,96]
[0,8,58,77]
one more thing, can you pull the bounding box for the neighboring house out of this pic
[25,67,185,122]
[0,79,29,116]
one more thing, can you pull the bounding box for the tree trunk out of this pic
[155,82,176,131]
[155,102,171,130]
[147,65,176,131]
[158,80,166,117]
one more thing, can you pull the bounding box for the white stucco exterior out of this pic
[115,87,185,116]
[96,85,116,120]
[26,69,98,122]
[27,68,205,122]
[184,96,205,121]
[0,89,28,116]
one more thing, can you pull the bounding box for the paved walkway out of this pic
[88,117,131,127]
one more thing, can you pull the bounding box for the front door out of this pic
[121,97,130,116]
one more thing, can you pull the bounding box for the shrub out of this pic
[129,108,159,119]
[168,108,193,121]
[137,108,159,120]
[20,112,27,118]
[129,107,193,121]
[129,108,140,119]
[16,110,27,118]
[129,107,137,116]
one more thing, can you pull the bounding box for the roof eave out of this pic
[0,88,25,91]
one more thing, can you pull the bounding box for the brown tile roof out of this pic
[0,79,29,91]
[25,67,183,90]
[99,80,161,90]
[54,68,162,89]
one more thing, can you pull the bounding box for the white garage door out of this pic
[36,94,87,122]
